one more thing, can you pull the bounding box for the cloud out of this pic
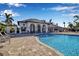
[49,6,77,11]
[61,13,79,17]
[68,13,79,16]
[7,3,26,7]
[48,6,79,12]
[0,9,20,17]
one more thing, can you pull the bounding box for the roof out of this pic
[17,18,59,27]
[17,18,64,29]
[18,18,49,24]
[24,18,46,23]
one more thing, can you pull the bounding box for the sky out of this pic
[0,3,79,27]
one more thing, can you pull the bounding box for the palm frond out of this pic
[9,17,14,21]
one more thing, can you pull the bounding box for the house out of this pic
[5,18,64,34]
[17,18,64,34]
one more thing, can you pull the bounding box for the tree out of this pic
[0,22,6,32]
[4,13,14,26]
[68,22,73,29]
[63,22,65,28]
[73,15,79,31]
[4,13,14,33]
[74,15,79,23]
[75,22,79,31]
[49,19,52,23]
[67,15,79,32]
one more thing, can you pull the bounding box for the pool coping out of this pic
[35,36,64,56]
[53,33,79,36]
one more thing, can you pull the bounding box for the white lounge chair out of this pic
[0,32,10,44]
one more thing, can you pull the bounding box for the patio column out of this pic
[25,27,27,33]
[46,25,48,33]
[6,26,10,34]
[52,27,54,32]
[25,24,27,33]
[40,24,43,33]
[35,23,37,33]
[40,24,42,33]
[27,23,30,33]
[19,27,22,33]
[14,26,17,34]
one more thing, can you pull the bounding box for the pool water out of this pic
[39,34,79,56]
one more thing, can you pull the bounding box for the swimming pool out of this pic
[39,34,79,56]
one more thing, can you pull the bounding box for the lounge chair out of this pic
[0,33,5,43]
[0,32,10,44]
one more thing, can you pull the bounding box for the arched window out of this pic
[37,24,41,33]
[21,27,26,31]
[48,27,51,32]
[30,24,35,33]
[42,25,46,33]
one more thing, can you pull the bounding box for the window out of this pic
[23,24,25,26]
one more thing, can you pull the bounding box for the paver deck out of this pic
[0,36,59,56]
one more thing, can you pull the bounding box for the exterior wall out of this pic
[6,26,10,33]
[27,22,48,33]
[18,22,50,33]
[19,22,27,33]
[6,26,17,34]
[18,21,63,34]
[48,24,55,32]
[14,26,17,34]
[25,22,30,33]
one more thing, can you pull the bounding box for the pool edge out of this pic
[35,36,64,56]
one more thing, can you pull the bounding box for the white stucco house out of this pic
[17,18,64,34]
[5,18,64,34]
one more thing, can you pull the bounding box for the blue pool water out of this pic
[38,34,79,56]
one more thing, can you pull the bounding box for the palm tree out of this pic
[73,15,79,31]
[74,15,79,22]
[68,22,73,29]
[4,13,14,26]
[63,22,65,28]
[49,19,52,23]
[0,22,6,32]
[74,22,79,31]
[4,13,14,33]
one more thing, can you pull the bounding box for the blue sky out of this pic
[0,3,79,27]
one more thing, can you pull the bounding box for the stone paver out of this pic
[0,36,59,56]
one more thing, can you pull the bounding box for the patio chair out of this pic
[0,33,5,43]
[0,32,11,44]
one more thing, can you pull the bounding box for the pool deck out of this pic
[54,32,79,35]
[0,36,59,56]
[0,32,78,56]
